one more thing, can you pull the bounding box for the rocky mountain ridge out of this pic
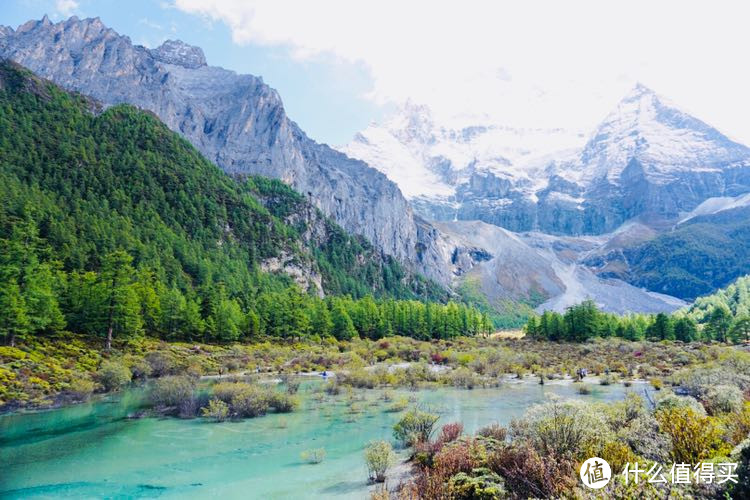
[0,15,450,285]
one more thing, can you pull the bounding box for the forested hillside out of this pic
[0,61,489,348]
[623,207,750,299]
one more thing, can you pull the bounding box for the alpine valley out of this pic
[4,15,750,325]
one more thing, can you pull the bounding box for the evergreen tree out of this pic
[331,303,357,340]
[730,315,750,343]
[0,281,29,346]
[99,250,142,350]
[673,316,698,342]
[705,305,732,342]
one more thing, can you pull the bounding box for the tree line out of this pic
[0,220,492,347]
[525,299,750,343]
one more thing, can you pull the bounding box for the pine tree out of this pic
[730,315,750,343]
[99,250,142,350]
[0,281,30,346]
[332,303,357,340]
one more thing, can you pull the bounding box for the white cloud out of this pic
[55,0,79,16]
[172,0,750,143]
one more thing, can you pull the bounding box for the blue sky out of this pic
[0,0,383,145]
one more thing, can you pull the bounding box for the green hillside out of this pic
[623,207,750,300]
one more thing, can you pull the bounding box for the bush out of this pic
[123,354,152,379]
[393,408,440,446]
[622,414,672,463]
[280,374,301,394]
[655,406,729,463]
[201,398,229,422]
[212,381,253,403]
[301,448,326,464]
[231,386,271,418]
[477,423,507,442]
[96,361,132,392]
[364,440,395,483]
[439,422,463,444]
[67,376,96,400]
[702,384,744,415]
[577,384,592,395]
[268,392,298,413]
[487,442,576,498]
[148,375,195,407]
[655,393,706,416]
[386,397,409,413]
[448,468,506,500]
[509,399,608,460]
[145,351,177,377]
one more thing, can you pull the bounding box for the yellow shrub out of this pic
[656,407,731,463]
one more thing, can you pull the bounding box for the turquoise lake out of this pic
[0,380,644,499]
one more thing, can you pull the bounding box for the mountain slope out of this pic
[429,220,683,325]
[616,206,750,300]
[0,60,444,303]
[0,16,449,285]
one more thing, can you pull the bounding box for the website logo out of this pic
[580,457,611,489]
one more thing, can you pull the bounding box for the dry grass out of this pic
[489,329,525,340]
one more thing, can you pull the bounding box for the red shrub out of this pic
[439,422,463,444]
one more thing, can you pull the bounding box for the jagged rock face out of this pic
[0,16,450,285]
[343,86,750,236]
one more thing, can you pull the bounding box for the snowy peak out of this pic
[342,101,583,200]
[150,39,207,69]
[579,84,750,184]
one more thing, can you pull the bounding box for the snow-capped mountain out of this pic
[343,85,750,236]
[575,83,750,186]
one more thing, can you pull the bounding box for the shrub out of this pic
[148,375,195,408]
[476,423,507,442]
[650,378,663,390]
[96,361,132,392]
[67,376,96,400]
[393,408,440,446]
[386,397,409,413]
[655,393,706,416]
[280,374,301,394]
[446,368,480,389]
[268,392,298,413]
[433,438,488,478]
[577,384,592,395]
[509,399,608,460]
[702,384,744,415]
[622,414,672,463]
[145,351,177,377]
[364,440,395,483]
[231,386,271,418]
[448,468,506,500]
[123,354,152,379]
[487,442,576,498]
[301,448,326,464]
[655,406,729,463]
[201,398,229,422]
[729,438,750,499]
[212,381,253,403]
[439,422,463,444]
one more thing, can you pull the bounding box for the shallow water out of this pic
[0,380,644,499]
